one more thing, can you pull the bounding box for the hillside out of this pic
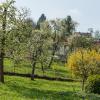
[0,76,100,100]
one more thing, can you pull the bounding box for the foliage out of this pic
[0,0,16,83]
[67,49,100,90]
[85,75,100,94]
[36,13,46,29]
[68,49,100,76]
[68,36,93,51]
[61,15,77,36]
[95,30,100,39]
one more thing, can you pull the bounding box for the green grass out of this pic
[4,59,72,78]
[3,59,100,100]
[0,76,100,100]
[0,75,80,100]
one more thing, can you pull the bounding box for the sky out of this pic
[0,0,100,32]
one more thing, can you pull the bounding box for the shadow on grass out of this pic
[6,81,80,100]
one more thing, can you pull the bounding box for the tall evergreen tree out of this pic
[61,15,76,36]
[36,14,46,29]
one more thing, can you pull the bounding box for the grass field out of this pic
[0,76,80,100]
[1,59,100,100]
[4,59,72,78]
[0,76,100,100]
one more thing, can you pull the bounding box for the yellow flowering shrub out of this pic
[67,49,100,78]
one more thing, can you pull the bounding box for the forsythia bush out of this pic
[67,49,100,78]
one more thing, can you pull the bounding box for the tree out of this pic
[26,29,51,80]
[68,36,93,52]
[0,0,31,82]
[67,49,100,90]
[61,15,77,37]
[88,28,94,34]
[95,30,100,39]
[38,21,52,73]
[47,16,77,67]
[47,19,61,68]
[23,20,51,80]
[0,0,16,83]
[8,17,34,73]
[60,16,77,62]
[36,14,46,29]
[25,18,36,29]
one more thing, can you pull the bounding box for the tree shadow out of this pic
[6,81,80,100]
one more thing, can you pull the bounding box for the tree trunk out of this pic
[31,61,36,80]
[0,53,4,83]
[0,35,5,83]
[48,50,55,68]
[0,7,7,83]
[82,78,85,91]
[41,64,45,76]
[48,38,59,68]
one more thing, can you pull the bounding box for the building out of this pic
[74,32,92,37]
[94,39,100,45]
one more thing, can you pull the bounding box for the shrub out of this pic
[67,49,100,77]
[85,75,100,94]
[67,49,100,90]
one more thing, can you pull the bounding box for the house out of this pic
[54,32,93,62]
[93,39,100,46]
[74,32,92,37]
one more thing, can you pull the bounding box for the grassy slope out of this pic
[0,76,80,100]
[0,76,100,100]
[4,59,72,78]
[2,59,100,100]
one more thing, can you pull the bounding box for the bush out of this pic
[67,49,100,77]
[67,49,100,90]
[85,75,100,94]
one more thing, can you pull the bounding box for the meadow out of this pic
[0,59,99,100]
[0,76,100,100]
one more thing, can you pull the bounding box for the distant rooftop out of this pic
[74,32,92,37]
